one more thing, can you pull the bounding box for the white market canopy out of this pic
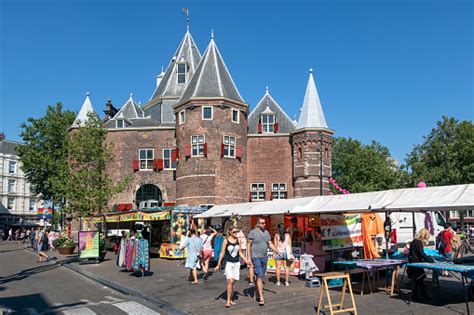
[195,184,473,218]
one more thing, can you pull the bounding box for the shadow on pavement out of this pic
[0,262,61,285]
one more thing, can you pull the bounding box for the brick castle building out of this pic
[71,28,334,210]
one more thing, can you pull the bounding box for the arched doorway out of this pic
[135,184,162,209]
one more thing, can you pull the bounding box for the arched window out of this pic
[298,147,303,159]
[135,184,163,209]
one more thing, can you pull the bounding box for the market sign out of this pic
[103,211,170,223]
[321,214,363,250]
[78,231,100,259]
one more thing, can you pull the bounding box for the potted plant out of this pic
[99,236,107,261]
[53,236,76,255]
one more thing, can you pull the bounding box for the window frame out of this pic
[262,114,275,133]
[271,182,288,199]
[231,109,240,123]
[7,179,15,193]
[29,198,36,211]
[250,183,266,201]
[7,197,14,210]
[191,135,205,157]
[8,161,16,174]
[223,135,236,158]
[138,148,154,170]
[116,119,125,128]
[162,148,175,170]
[177,63,187,84]
[202,106,213,120]
[178,110,186,125]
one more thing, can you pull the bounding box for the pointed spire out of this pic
[211,29,214,40]
[178,36,244,105]
[297,68,328,129]
[265,86,269,95]
[113,93,144,120]
[148,31,202,101]
[72,92,95,128]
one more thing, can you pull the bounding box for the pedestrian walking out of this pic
[48,230,56,251]
[30,228,36,249]
[437,223,455,276]
[36,229,44,252]
[180,229,203,284]
[7,228,13,241]
[215,227,248,308]
[200,227,217,280]
[274,223,292,286]
[247,217,282,306]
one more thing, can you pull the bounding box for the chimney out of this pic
[103,99,118,120]
[0,133,5,141]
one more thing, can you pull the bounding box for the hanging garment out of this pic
[361,213,384,259]
[125,240,134,271]
[132,239,150,271]
[214,235,224,261]
[117,238,127,267]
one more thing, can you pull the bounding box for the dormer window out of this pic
[177,63,187,84]
[116,119,125,128]
[262,114,275,133]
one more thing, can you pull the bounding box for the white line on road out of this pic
[112,301,161,315]
[62,307,96,315]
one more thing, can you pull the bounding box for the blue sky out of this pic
[1,0,472,164]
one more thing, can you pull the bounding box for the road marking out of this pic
[104,296,125,302]
[62,307,96,315]
[112,301,160,315]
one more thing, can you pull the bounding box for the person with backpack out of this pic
[437,223,455,258]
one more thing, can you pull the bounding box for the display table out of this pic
[334,259,406,296]
[404,262,474,314]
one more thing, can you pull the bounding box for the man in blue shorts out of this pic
[247,217,282,306]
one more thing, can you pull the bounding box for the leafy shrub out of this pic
[53,236,75,248]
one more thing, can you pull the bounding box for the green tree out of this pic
[404,116,473,186]
[66,112,129,218]
[331,137,405,193]
[17,103,76,213]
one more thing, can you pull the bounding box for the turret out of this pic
[173,32,248,206]
[292,68,334,197]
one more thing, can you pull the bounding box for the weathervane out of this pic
[182,8,189,32]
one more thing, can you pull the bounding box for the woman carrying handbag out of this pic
[274,223,292,286]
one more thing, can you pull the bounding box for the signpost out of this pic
[78,231,100,264]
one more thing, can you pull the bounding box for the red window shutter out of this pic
[132,159,139,171]
[257,123,262,133]
[125,203,133,211]
[157,159,164,170]
[184,144,191,157]
[221,143,225,157]
[203,143,208,157]
[175,148,180,160]
[274,122,279,133]
[163,202,176,207]
[171,150,177,162]
[236,145,242,159]
[270,193,273,201]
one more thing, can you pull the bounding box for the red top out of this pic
[442,230,454,253]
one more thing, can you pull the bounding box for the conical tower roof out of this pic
[71,92,95,128]
[297,68,328,129]
[149,31,201,101]
[177,33,244,105]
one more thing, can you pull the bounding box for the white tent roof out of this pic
[194,184,473,218]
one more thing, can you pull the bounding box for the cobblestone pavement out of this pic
[2,241,473,314]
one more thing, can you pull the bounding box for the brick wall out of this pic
[105,128,177,208]
[292,130,333,197]
[246,135,294,201]
[174,100,248,206]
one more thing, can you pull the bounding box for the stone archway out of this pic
[135,184,163,208]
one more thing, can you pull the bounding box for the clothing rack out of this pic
[116,237,150,277]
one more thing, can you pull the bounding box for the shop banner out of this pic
[78,231,100,259]
[37,207,53,220]
[321,214,362,250]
